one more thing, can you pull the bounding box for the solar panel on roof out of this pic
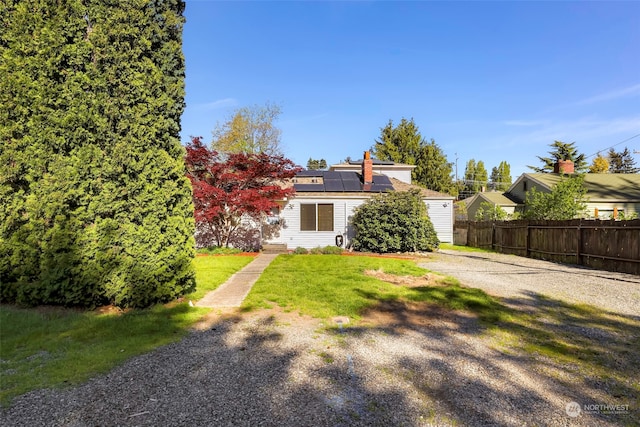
[294,184,325,192]
[324,180,344,192]
[297,170,323,177]
[341,172,360,181]
[324,171,342,179]
[372,175,392,184]
[343,180,362,191]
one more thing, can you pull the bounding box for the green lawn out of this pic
[242,254,503,321]
[3,251,637,413]
[0,254,254,406]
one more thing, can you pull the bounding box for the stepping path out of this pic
[195,253,279,308]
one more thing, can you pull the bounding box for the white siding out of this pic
[585,202,639,219]
[425,199,454,243]
[371,168,412,184]
[267,195,454,249]
[272,198,355,249]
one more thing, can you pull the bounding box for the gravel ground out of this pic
[422,249,640,317]
[3,251,639,427]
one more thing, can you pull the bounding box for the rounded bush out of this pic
[351,190,439,253]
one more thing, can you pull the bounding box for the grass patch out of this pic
[244,254,507,322]
[242,255,428,319]
[243,254,512,322]
[0,254,254,407]
[439,242,495,253]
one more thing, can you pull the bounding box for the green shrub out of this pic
[309,247,324,255]
[0,2,195,308]
[321,245,343,255]
[293,247,309,254]
[351,189,439,253]
[475,201,509,221]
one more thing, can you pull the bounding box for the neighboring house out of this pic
[264,153,454,250]
[461,192,520,220]
[458,160,640,220]
[329,158,415,184]
[509,172,640,219]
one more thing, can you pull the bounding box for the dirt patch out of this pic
[94,305,128,316]
[363,269,444,287]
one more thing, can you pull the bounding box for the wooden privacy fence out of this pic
[454,219,640,275]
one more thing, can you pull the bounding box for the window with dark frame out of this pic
[300,203,334,231]
[300,204,316,231]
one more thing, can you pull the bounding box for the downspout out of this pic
[344,201,348,247]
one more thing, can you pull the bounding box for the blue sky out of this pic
[180,1,640,179]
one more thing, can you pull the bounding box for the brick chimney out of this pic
[362,151,373,184]
[553,159,574,174]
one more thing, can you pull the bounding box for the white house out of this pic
[264,153,454,250]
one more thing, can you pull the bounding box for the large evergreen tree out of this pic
[306,158,327,170]
[371,118,455,194]
[527,140,587,173]
[608,147,639,173]
[0,0,195,308]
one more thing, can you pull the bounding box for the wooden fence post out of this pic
[576,222,582,266]
[525,221,530,257]
[492,222,496,252]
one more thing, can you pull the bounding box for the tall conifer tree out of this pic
[0,0,195,307]
[372,118,455,195]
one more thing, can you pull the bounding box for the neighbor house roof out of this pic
[389,178,454,199]
[510,173,640,201]
[464,192,520,207]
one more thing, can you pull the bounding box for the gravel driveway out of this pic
[422,249,640,317]
[3,251,639,427]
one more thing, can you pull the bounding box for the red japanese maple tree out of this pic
[185,137,301,248]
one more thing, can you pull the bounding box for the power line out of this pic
[585,133,640,159]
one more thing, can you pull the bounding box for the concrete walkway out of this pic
[195,253,279,308]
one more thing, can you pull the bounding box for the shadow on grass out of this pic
[1,312,425,426]
[344,283,640,426]
[2,285,638,426]
[0,302,206,407]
